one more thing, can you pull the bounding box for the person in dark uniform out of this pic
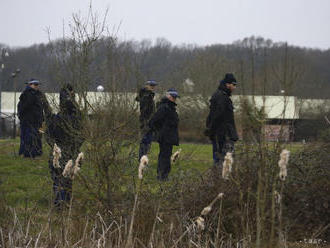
[45,84,84,208]
[148,88,179,181]
[135,80,158,160]
[205,73,239,167]
[18,79,50,158]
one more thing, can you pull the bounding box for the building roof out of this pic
[1,92,329,120]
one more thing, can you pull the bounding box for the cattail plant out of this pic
[171,148,182,163]
[274,190,281,205]
[62,153,84,179]
[73,152,84,179]
[278,149,290,181]
[277,149,290,247]
[52,143,62,169]
[216,193,225,247]
[222,152,233,180]
[62,160,73,178]
[196,216,205,231]
[201,206,212,216]
[138,155,149,179]
[75,152,84,168]
[201,192,224,216]
[172,192,225,245]
[126,155,149,248]
[195,192,225,233]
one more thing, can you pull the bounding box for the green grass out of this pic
[0,139,52,207]
[0,138,303,209]
[0,138,213,208]
[0,138,314,247]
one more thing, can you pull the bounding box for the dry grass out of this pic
[0,140,329,247]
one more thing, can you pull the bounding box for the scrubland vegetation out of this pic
[1,6,329,247]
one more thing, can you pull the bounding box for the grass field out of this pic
[0,138,303,209]
[2,138,327,247]
[0,138,213,208]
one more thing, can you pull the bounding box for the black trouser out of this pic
[157,142,173,180]
[19,123,42,158]
[138,131,152,161]
[48,150,73,208]
[212,135,234,168]
[51,168,72,207]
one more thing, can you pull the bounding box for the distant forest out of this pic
[1,36,329,98]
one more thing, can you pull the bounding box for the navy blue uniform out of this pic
[149,97,179,180]
[45,86,83,207]
[206,84,238,166]
[18,86,48,158]
[136,87,156,160]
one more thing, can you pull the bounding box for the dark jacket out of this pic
[149,97,179,146]
[17,86,47,128]
[136,87,155,129]
[206,84,238,142]
[45,89,84,154]
[59,87,79,117]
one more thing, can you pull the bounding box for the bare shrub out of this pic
[285,142,330,241]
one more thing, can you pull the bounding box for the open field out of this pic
[0,138,303,208]
[0,139,209,206]
[1,138,328,248]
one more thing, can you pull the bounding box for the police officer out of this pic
[205,73,239,167]
[136,80,158,160]
[45,84,84,208]
[18,79,50,158]
[149,88,179,181]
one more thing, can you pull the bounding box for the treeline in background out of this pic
[1,35,330,99]
[0,10,330,248]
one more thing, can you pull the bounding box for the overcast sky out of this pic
[1,0,329,49]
